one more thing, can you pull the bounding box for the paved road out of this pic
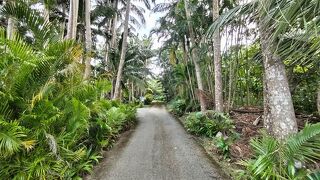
[87,107,227,180]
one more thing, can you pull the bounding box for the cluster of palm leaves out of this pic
[0,29,137,179]
[239,123,320,180]
[0,1,138,178]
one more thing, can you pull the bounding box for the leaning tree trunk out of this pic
[183,0,206,112]
[83,0,92,79]
[113,0,130,100]
[66,0,79,39]
[212,0,223,112]
[259,22,298,140]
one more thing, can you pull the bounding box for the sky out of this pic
[133,0,166,49]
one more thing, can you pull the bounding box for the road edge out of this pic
[166,108,232,180]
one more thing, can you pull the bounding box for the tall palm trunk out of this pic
[113,0,130,100]
[7,17,15,40]
[183,0,206,112]
[43,4,50,23]
[66,0,79,39]
[6,0,15,40]
[212,0,223,112]
[83,0,92,79]
[110,0,119,49]
[60,3,67,39]
[104,18,112,69]
[259,22,297,139]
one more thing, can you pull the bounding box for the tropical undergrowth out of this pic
[179,107,320,179]
[0,28,137,179]
[184,110,237,159]
[238,123,320,180]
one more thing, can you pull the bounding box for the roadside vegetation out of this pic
[0,0,153,179]
[1,0,320,179]
[157,0,320,179]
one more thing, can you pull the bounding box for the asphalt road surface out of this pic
[87,107,227,180]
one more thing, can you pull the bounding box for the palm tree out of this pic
[183,0,206,112]
[113,0,131,99]
[84,0,92,79]
[212,0,223,112]
[207,0,320,139]
[113,0,155,99]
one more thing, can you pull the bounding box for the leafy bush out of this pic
[144,93,154,105]
[0,22,137,179]
[168,99,187,116]
[184,111,234,138]
[240,123,320,180]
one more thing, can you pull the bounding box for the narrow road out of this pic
[87,107,227,180]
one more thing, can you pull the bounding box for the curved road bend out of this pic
[87,107,228,180]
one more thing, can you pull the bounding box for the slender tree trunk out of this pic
[183,0,206,112]
[131,82,134,102]
[7,17,15,40]
[104,19,112,69]
[6,0,15,40]
[259,22,298,139]
[110,0,119,49]
[66,0,79,39]
[317,81,320,115]
[227,59,234,112]
[44,4,50,23]
[182,39,196,102]
[61,3,67,39]
[212,0,223,112]
[83,0,92,80]
[113,0,130,100]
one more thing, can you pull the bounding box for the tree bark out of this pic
[66,0,79,40]
[183,0,206,112]
[61,3,67,39]
[317,81,320,115]
[113,0,130,100]
[83,0,92,80]
[110,0,119,49]
[7,17,15,40]
[6,0,15,40]
[212,0,223,112]
[259,22,298,139]
[104,19,112,69]
[43,4,50,23]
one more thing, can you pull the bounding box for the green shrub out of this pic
[144,93,154,105]
[0,20,137,179]
[168,99,186,116]
[184,111,234,138]
[240,123,320,180]
[214,136,231,159]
